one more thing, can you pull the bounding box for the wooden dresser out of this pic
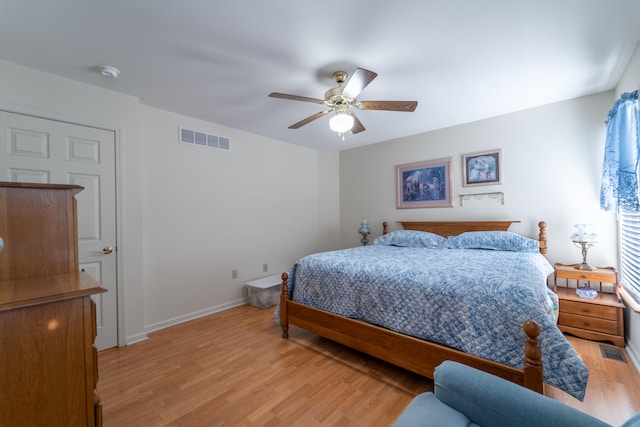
[0,182,106,426]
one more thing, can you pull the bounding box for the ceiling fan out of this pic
[268,68,418,137]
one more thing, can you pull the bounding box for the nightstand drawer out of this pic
[555,268,616,283]
[559,299,618,321]
[558,312,619,335]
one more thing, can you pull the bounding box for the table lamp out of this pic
[571,224,598,271]
[358,220,371,246]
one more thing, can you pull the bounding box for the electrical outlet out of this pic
[232,269,238,279]
[263,263,268,273]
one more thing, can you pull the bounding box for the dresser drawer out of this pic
[559,300,618,321]
[558,312,619,335]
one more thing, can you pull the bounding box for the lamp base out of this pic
[574,262,595,271]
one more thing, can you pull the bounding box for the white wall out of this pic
[139,106,340,329]
[615,41,640,365]
[340,91,617,270]
[0,59,341,343]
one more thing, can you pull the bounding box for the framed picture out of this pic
[462,149,502,187]
[397,157,453,208]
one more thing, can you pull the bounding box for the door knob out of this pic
[102,247,113,254]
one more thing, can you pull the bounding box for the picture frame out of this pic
[462,149,502,187]
[397,157,453,208]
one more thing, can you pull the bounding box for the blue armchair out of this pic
[393,361,640,427]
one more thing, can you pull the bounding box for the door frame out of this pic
[0,102,127,347]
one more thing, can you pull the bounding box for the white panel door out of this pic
[0,111,118,350]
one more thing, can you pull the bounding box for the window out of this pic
[619,208,640,311]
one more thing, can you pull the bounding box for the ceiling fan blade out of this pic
[347,111,366,134]
[358,100,418,112]
[288,110,330,129]
[269,92,325,104]
[342,68,377,99]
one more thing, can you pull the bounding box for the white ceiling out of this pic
[1,1,639,151]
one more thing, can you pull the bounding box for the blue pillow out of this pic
[447,231,539,252]
[373,230,447,248]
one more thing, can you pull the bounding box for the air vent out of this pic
[179,127,230,152]
[600,344,627,362]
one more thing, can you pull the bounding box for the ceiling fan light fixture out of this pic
[268,68,416,136]
[329,112,354,133]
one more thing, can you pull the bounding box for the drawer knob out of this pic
[582,308,591,313]
[584,321,591,326]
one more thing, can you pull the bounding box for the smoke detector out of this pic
[98,65,120,79]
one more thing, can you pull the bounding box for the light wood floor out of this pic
[98,304,640,426]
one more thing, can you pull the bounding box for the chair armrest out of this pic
[434,361,610,427]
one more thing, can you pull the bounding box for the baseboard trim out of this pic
[626,341,640,373]
[125,332,149,346]
[143,298,249,336]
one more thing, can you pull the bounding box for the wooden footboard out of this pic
[279,271,544,394]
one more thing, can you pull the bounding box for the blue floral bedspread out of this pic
[275,244,588,400]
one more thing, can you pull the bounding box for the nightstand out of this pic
[553,263,624,347]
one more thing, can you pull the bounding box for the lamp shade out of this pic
[571,224,598,243]
[329,112,354,133]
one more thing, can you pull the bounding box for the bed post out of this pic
[383,221,388,235]
[523,320,544,393]
[280,272,289,339]
[538,221,547,256]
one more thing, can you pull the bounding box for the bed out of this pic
[275,220,589,400]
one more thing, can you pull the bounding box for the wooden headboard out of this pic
[383,220,548,255]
